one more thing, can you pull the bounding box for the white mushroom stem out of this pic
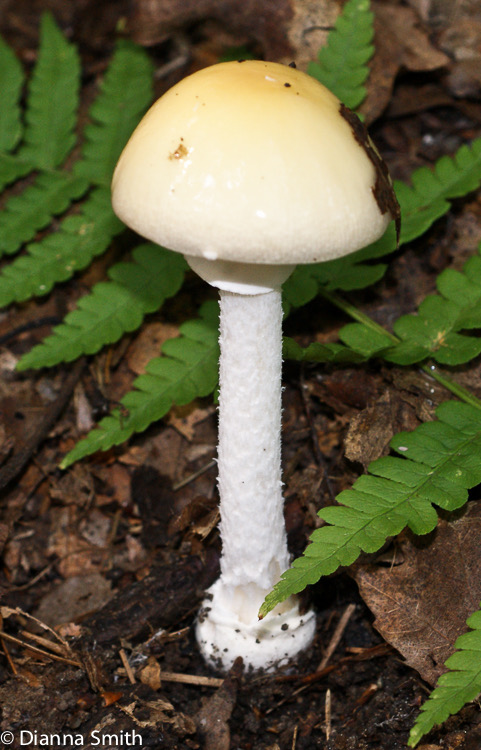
[218,288,289,601]
[196,286,316,671]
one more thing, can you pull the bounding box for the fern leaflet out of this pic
[0,188,122,307]
[339,247,481,366]
[0,36,23,152]
[396,140,481,244]
[0,172,88,256]
[408,606,481,747]
[308,0,373,109]
[0,31,154,308]
[74,39,154,186]
[260,400,481,617]
[283,336,367,365]
[20,13,80,170]
[60,301,220,468]
[17,244,186,370]
[286,136,481,301]
[0,154,35,192]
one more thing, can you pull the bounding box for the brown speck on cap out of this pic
[169,141,188,160]
[288,61,296,68]
[284,82,291,87]
[340,103,401,245]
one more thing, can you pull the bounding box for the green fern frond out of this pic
[0,172,88,256]
[260,400,481,617]
[308,0,373,109]
[0,36,24,152]
[0,154,34,192]
[396,139,481,245]
[74,39,154,186]
[17,244,186,370]
[408,606,481,747]
[59,300,220,469]
[0,188,122,307]
[339,247,481,366]
[283,228,392,306]
[286,136,481,301]
[283,336,368,365]
[20,13,81,170]
[0,32,153,310]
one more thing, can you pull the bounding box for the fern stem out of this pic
[421,364,481,411]
[320,288,481,411]
[320,288,398,342]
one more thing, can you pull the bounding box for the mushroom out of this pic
[111,60,400,672]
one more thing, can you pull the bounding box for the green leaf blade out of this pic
[0,172,88,257]
[384,247,481,366]
[408,603,481,747]
[0,188,122,308]
[0,36,24,152]
[291,137,481,299]
[0,154,35,191]
[20,13,81,169]
[283,336,368,364]
[17,243,186,369]
[338,322,394,358]
[260,401,481,618]
[74,40,154,185]
[308,0,374,109]
[60,301,220,468]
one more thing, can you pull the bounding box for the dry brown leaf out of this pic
[101,691,123,706]
[129,0,330,61]
[166,402,214,441]
[353,502,481,685]
[439,16,481,98]
[409,0,481,97]
[56,622,82,638]
[94,462,132,507]
[17,669,42,687]
[195,657,243,750]
[34,573,113,627]
[120,427,189,482]
[49,464,95,507]
[47,505,110,577]
[281,0,340,69]
[139,656,162,691]
[344,391,397,470]
[361,3,449,123]
[125,322,179,375]
[79,508,112,547]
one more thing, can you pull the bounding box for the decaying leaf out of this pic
[344,390,406,470]
[353,501,481,685]
[33,573,113,627]
[195,657,243,750]
[361,3,449,122]
[129,0,339,65]
[139,656,162,691]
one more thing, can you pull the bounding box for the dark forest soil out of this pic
[1,1,481,748]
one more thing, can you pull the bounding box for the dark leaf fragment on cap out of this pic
[340,103,401,245]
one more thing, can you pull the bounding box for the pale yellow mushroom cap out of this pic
[112,60,397,265]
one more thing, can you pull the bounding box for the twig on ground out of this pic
[119,648,136,684]
[159,671,224,687]
[317,603,357,671]
[0,358,85,492]
[325,688,332,740]
[0,631,82,667]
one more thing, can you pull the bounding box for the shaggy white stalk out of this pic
[218,289,288,593]
[196,289,316,671]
